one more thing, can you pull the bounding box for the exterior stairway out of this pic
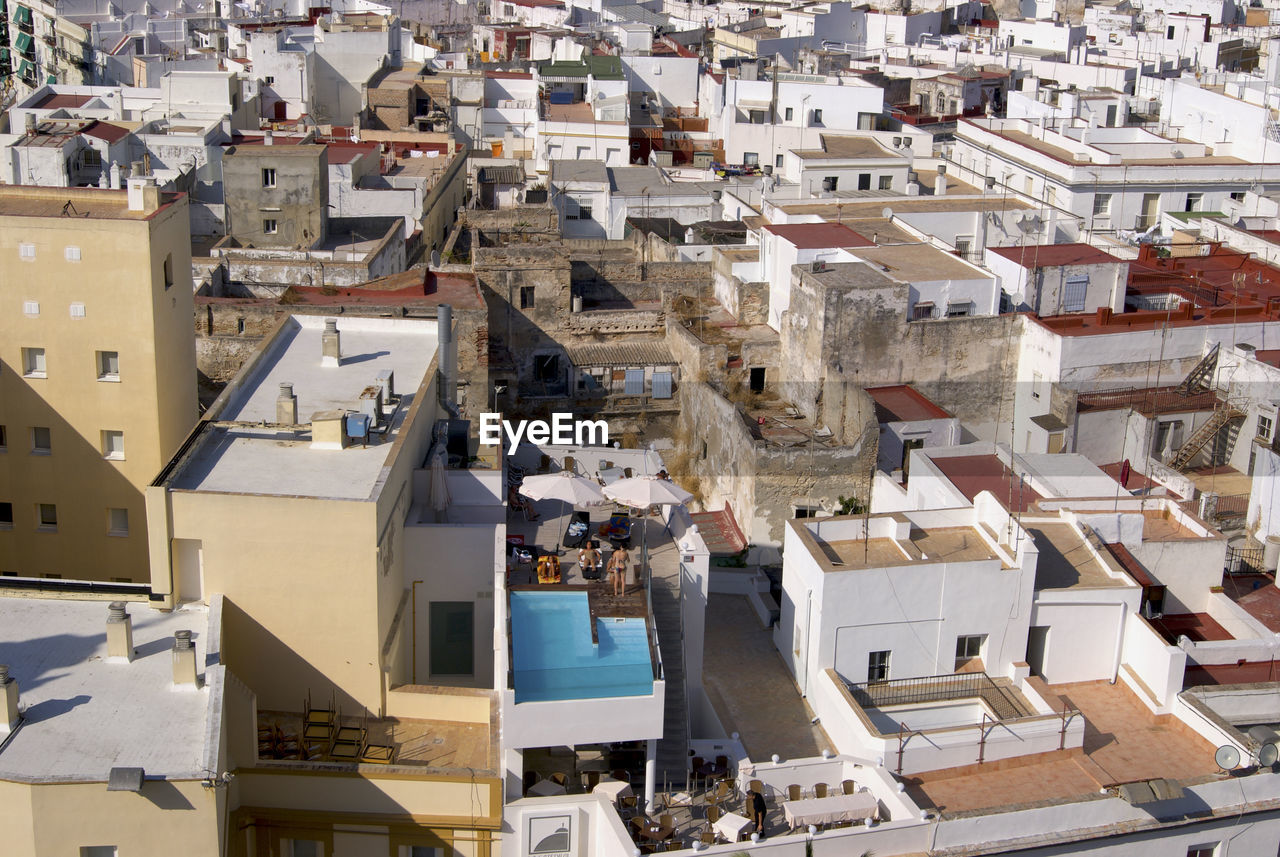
[648,541,689,791]
[1169,402,1244,470]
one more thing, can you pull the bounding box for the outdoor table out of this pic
[593,777,634,801]
[782,793,878,829]
[527,779,568,797]
[635,821,674,842]
[697,762,726,779]
[712,811,753,842]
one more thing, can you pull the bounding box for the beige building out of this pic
[146,311,504,855]
[0,182,197,582]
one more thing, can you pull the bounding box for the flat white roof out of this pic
[0,598,211,783]
[169,315,438,500]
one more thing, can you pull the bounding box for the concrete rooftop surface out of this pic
[169,315,436,500]
[0,598,212,782]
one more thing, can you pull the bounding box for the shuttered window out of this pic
[652,371,672,399]
[624,369,644,395]
[1063,276,1088,313]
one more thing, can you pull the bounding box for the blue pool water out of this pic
[509,590,654,703]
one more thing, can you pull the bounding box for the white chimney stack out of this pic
[106,601,135,662]
[277,382,298,424]
[0,665,18,733]
[264,128,274,146]
[934,165,948,197]
[24,113,35,135]
[126,176,157,212]
[172,630,200,688]
[321,319,342,367]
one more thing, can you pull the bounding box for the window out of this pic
[65,245,81,262]
[1259,414,1274,442]
[163,253,174,289]
[822,176,838,192]
[1092,193,1112,217]
[858,173,871,190]
[429,602,475,676]
[955,634,986,670]
[0,502,12,528]
[264,75,275,85]
[108,508,129,536]
[237,317,246,334]
[37,503,57,530]
[912,302,935,320]
[1186,192,1203,212]
[520,286,535,309]
[1230,191,1246,203]
[80,848,118,857]
[743,152,759,166]
[98,351,120,380]
[955,236,973,258]
[262,219,278,235]
[70,302,86,318]
[18,242,35,261]
[1063,276,1088,313]
[1031,371,1043,400]
[785,107,793,121]
[1167,25,1176,38]
[879,175,892,190]
[0,425,6,449]
[101,430,124,460]
[868,650,891,682]
[811,108,823,125]
[1186,846,1217,857]
[794,505,819,519]
[22,300,38,316]
[577,203,592,220]
[23,347,46,377]
[261,167,276,188]
[31,427,51,454]
[624,368,644,395]
[946,302,972,318]
[775,154,784,168]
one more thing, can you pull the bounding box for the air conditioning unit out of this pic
[811,260,828,273]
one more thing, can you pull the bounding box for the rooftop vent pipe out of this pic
[438,304,459,416]
[107,601,135,662]
[172,630,199,688]
[0,665,18,733]
[322,319,342,367]
[277,382,298,424]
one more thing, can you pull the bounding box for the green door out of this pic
[429,602,474,676]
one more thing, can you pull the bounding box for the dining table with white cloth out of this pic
[527,778,568,797]
[592,776,634,801]
[711,811,754,842]
[782,793,878,828]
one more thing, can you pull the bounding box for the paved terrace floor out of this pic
[1225,574,1280,633]
[702,594,833,761]
[904,680,1220,815]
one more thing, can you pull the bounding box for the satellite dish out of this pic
[1215,745,1241,771]
[1259,743,1279,767]
[430,250,441,268]
[881,207,894,219]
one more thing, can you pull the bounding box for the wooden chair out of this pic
[550,772,568,788]
[787,784,802,802]
[714,755,730,777]
[659,813,673,830]
[814,783,828,798]
[585,770,601,791]
[706,806,721,824]
[620,795,639,819]
[303,691,335,744]
[612,769,631,783]
[842,779,857,795]
[749,779,764,796]
[538,454,552,473]
[711,780,732,805]
[700,829,715,847]
[691,756,705,773]
[360,739,395,764]
[563,456,576,474]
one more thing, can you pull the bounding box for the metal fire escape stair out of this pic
[1177,341,1219,395]
[1169,402,1245,471]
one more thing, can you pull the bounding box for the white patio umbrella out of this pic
[428,446,451,523]
[602,476,693,574]
[518,471,610,551]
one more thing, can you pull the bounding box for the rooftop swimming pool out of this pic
[509,590,654,703]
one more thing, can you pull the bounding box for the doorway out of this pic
[749,367,766,394]
[1026,626,1049,677]
[429,602,475,677]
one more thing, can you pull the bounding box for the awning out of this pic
[0,48,9,63]
[46,74,56,85]
[13,5,32,25]
[14,32,33,53]
[17,59,34,79]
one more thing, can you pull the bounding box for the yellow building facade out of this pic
[0,184,197,582]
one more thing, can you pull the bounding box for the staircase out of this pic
[1168,402,1244,470]
[648,542,690,792]
[1177,341,1220,395]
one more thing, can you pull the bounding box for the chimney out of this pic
[106,601,135,662]
[0,665,18,734]
[311,410,348,449]
[172,630,199,688]
[126,176,158,213]
[934,165,947,197]
[264,128,274,146]
[23,113,35,135]
[438,304,456,409]
[321,318,342,367]
[276,382,298,424]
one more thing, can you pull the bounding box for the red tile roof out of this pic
[690,503,748,556]
[930,454,1044,512]
[32,92,93,109]
[866,384,950,422]
[989,243,1123,268]
[80,120,130,144]
[761,222,873,250]
[325,141,379,164]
